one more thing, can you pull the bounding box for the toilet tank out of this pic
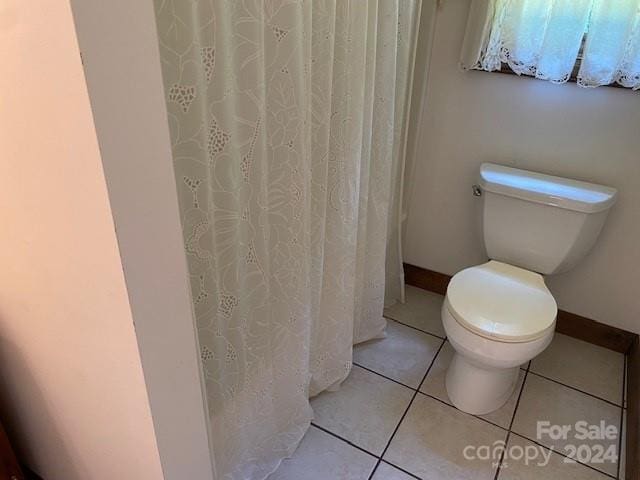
[478,163,617,275]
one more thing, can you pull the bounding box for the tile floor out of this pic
[270,285,628,480]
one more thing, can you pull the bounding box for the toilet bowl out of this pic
[442,261,556,415]
[442,163,617,415]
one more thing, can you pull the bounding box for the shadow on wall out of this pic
[22,468,44,480]
[0,333,81,480]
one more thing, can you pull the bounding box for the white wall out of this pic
[69,0,215,477]
[0,1,164,478]
[404,0,640,334]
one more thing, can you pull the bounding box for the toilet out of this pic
[443,163,617,415]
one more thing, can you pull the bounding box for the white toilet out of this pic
[443,163,617,415]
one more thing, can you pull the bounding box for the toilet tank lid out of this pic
[479,163,617,213]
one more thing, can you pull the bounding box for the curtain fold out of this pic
[461,0,640,89]
[579,0,640,88]
[153,1,420,478]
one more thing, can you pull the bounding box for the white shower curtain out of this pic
[153,1,419,478]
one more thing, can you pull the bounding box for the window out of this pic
[460,0,640,90]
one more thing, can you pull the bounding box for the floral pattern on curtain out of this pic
[462,0,640,89]
[153,1,419,478]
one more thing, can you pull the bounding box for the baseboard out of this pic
[627,337,640,480]
[554,310,636,355]
[403,262,639,479]
[403,263,450,296]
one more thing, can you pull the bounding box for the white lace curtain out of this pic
[461,0,640,89]
[153,1,420,478]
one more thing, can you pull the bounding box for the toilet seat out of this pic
[446,261,557,343]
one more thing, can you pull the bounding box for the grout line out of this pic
[383,315,446,340]
[508,368,529,431]
[356,349,513,434]
[366,338,447,480]
[616,355,627,479]
[508,432,618,480]
[379,460,423,480]
[311,420,422,480]
[492,431,510,480]
[369,463,380,479]
[350,314,622,479]
[526,370,623,408]
[309,423,378,460]
[352,363,417,391]
[494,366,530,479]
[416,340,446,392]
[507,370,619,478]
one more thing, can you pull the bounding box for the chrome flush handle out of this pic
[472,184,483,197]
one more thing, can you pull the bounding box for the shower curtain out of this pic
[153,1,420,478]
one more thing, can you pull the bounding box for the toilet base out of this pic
[445,353,519,415]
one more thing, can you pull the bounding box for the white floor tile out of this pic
[511,374,621,477]
[311,365,413,455]
[384,286,446,337]
[371,462,417,480]
[530,333,624,405]
[354,320,443,388]
[268,426,376,480]
[275,301,628,480]
[384,394,506,479]
[498,433,611,479]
